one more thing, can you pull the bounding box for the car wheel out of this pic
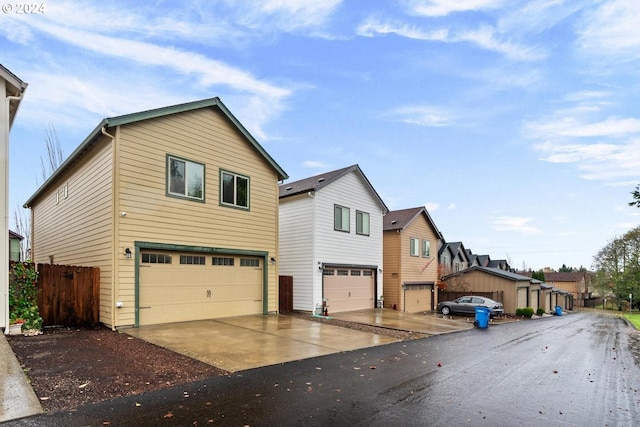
[441,306,451,315]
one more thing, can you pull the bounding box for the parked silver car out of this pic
[437,296,504,318]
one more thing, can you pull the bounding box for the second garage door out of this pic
[323,267,375,313]
[404,283,433,313]
[138,251,263,326]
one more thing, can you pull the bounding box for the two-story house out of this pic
[24,98,287,328]
[278,165,388,314]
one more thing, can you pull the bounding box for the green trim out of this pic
[166,154,206,203]
[134,241,270,327]
[25,97,288,208]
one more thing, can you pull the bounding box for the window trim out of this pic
[356,210,370,236]
[334,204,350,233]
[220,169,250,210]
[166,154,205,203]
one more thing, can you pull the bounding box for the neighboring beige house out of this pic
[544,271,588,306]
[1,64,27,331]
[278,165,388,314]
[442,266,535,314]
[9,230,23,262]
[24,98,288,328]
[382,206,443,313]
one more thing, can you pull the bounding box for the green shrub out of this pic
[536,307,545,316]
[522,307,534,318]
[9,262,43,332]
[515,308,524,316]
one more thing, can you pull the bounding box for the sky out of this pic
[2,0,639,272]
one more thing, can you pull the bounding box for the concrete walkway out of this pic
[0,334,42,422]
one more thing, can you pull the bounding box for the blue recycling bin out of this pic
[474,306,491,329]
[555,306,563,316]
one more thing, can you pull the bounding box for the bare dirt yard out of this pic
[7,314,423,413]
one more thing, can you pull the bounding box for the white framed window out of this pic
[213,257,234,266]
[240,258,260,267]
[334,205,350,232]
[142,253,172,264]
[167,155,205,201]
[410,237,420,257]
[356,211,370,236]
[221,170,249,209]
[422,240,431,257]
[180,255,205,265]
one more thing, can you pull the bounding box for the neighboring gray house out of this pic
[279,165,388,314]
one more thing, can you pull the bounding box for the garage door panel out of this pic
[517,288,528,308]
[405,285,432,313]
[323,269,375,313]
[139,251,263,326]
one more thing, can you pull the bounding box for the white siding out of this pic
[313,172,383,310]
[279,193,314,311]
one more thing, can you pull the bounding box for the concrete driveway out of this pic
[330,308,476,335]
[125,309,477,372]
[125,314,399,372]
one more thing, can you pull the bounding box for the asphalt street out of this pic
[6,311,640,427]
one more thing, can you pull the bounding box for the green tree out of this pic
[630,184,640,208]
[592,227,640,310]
[531,270,545,282]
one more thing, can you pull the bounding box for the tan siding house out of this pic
[383,207,443,313]
[25,98,287,328]
[442,267,534,315]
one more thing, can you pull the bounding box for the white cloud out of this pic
[357,17,544,61]
[387,105,452,127]
[526,117,640,139]
[447,203,456,210]
[357,17,448,41]
[407,0,506,17]
[248,0,343,32]
[303,160,329,169]
[490,216,541,235]
[578,0,640,60]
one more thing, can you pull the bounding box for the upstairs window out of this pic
[410,237,420,257]
[356,211,370,236]
[167,155,204,201]
[221,170,249,209]
[422,240,431,257]
[334,205,350,232]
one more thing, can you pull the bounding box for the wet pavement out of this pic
[124,312,401,372]
[6,311,639,426]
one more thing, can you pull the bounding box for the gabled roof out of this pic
[1,63,28,127]
[439,241,468,262]
[25,97,287,207]
[544,272,586,282]
[476,254,491,267]
[444,266,531,282]
[279,164,388,213]
[383,206,444,239]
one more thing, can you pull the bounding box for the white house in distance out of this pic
[1,64,28,331]
[279,165,388,314]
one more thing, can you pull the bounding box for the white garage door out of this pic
[405,284,433,313]
[139,251,263,326]
[323,268,375,313]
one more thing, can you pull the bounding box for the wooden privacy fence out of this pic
[439,290,504,304]
[37,263,100,326]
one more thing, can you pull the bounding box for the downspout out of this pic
[3,92,23,334]
[101,126,117,331]
[308,191,317,312]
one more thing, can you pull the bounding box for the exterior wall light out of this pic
[125,248,132,259]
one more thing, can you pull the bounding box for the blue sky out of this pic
[2,0,639,271]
